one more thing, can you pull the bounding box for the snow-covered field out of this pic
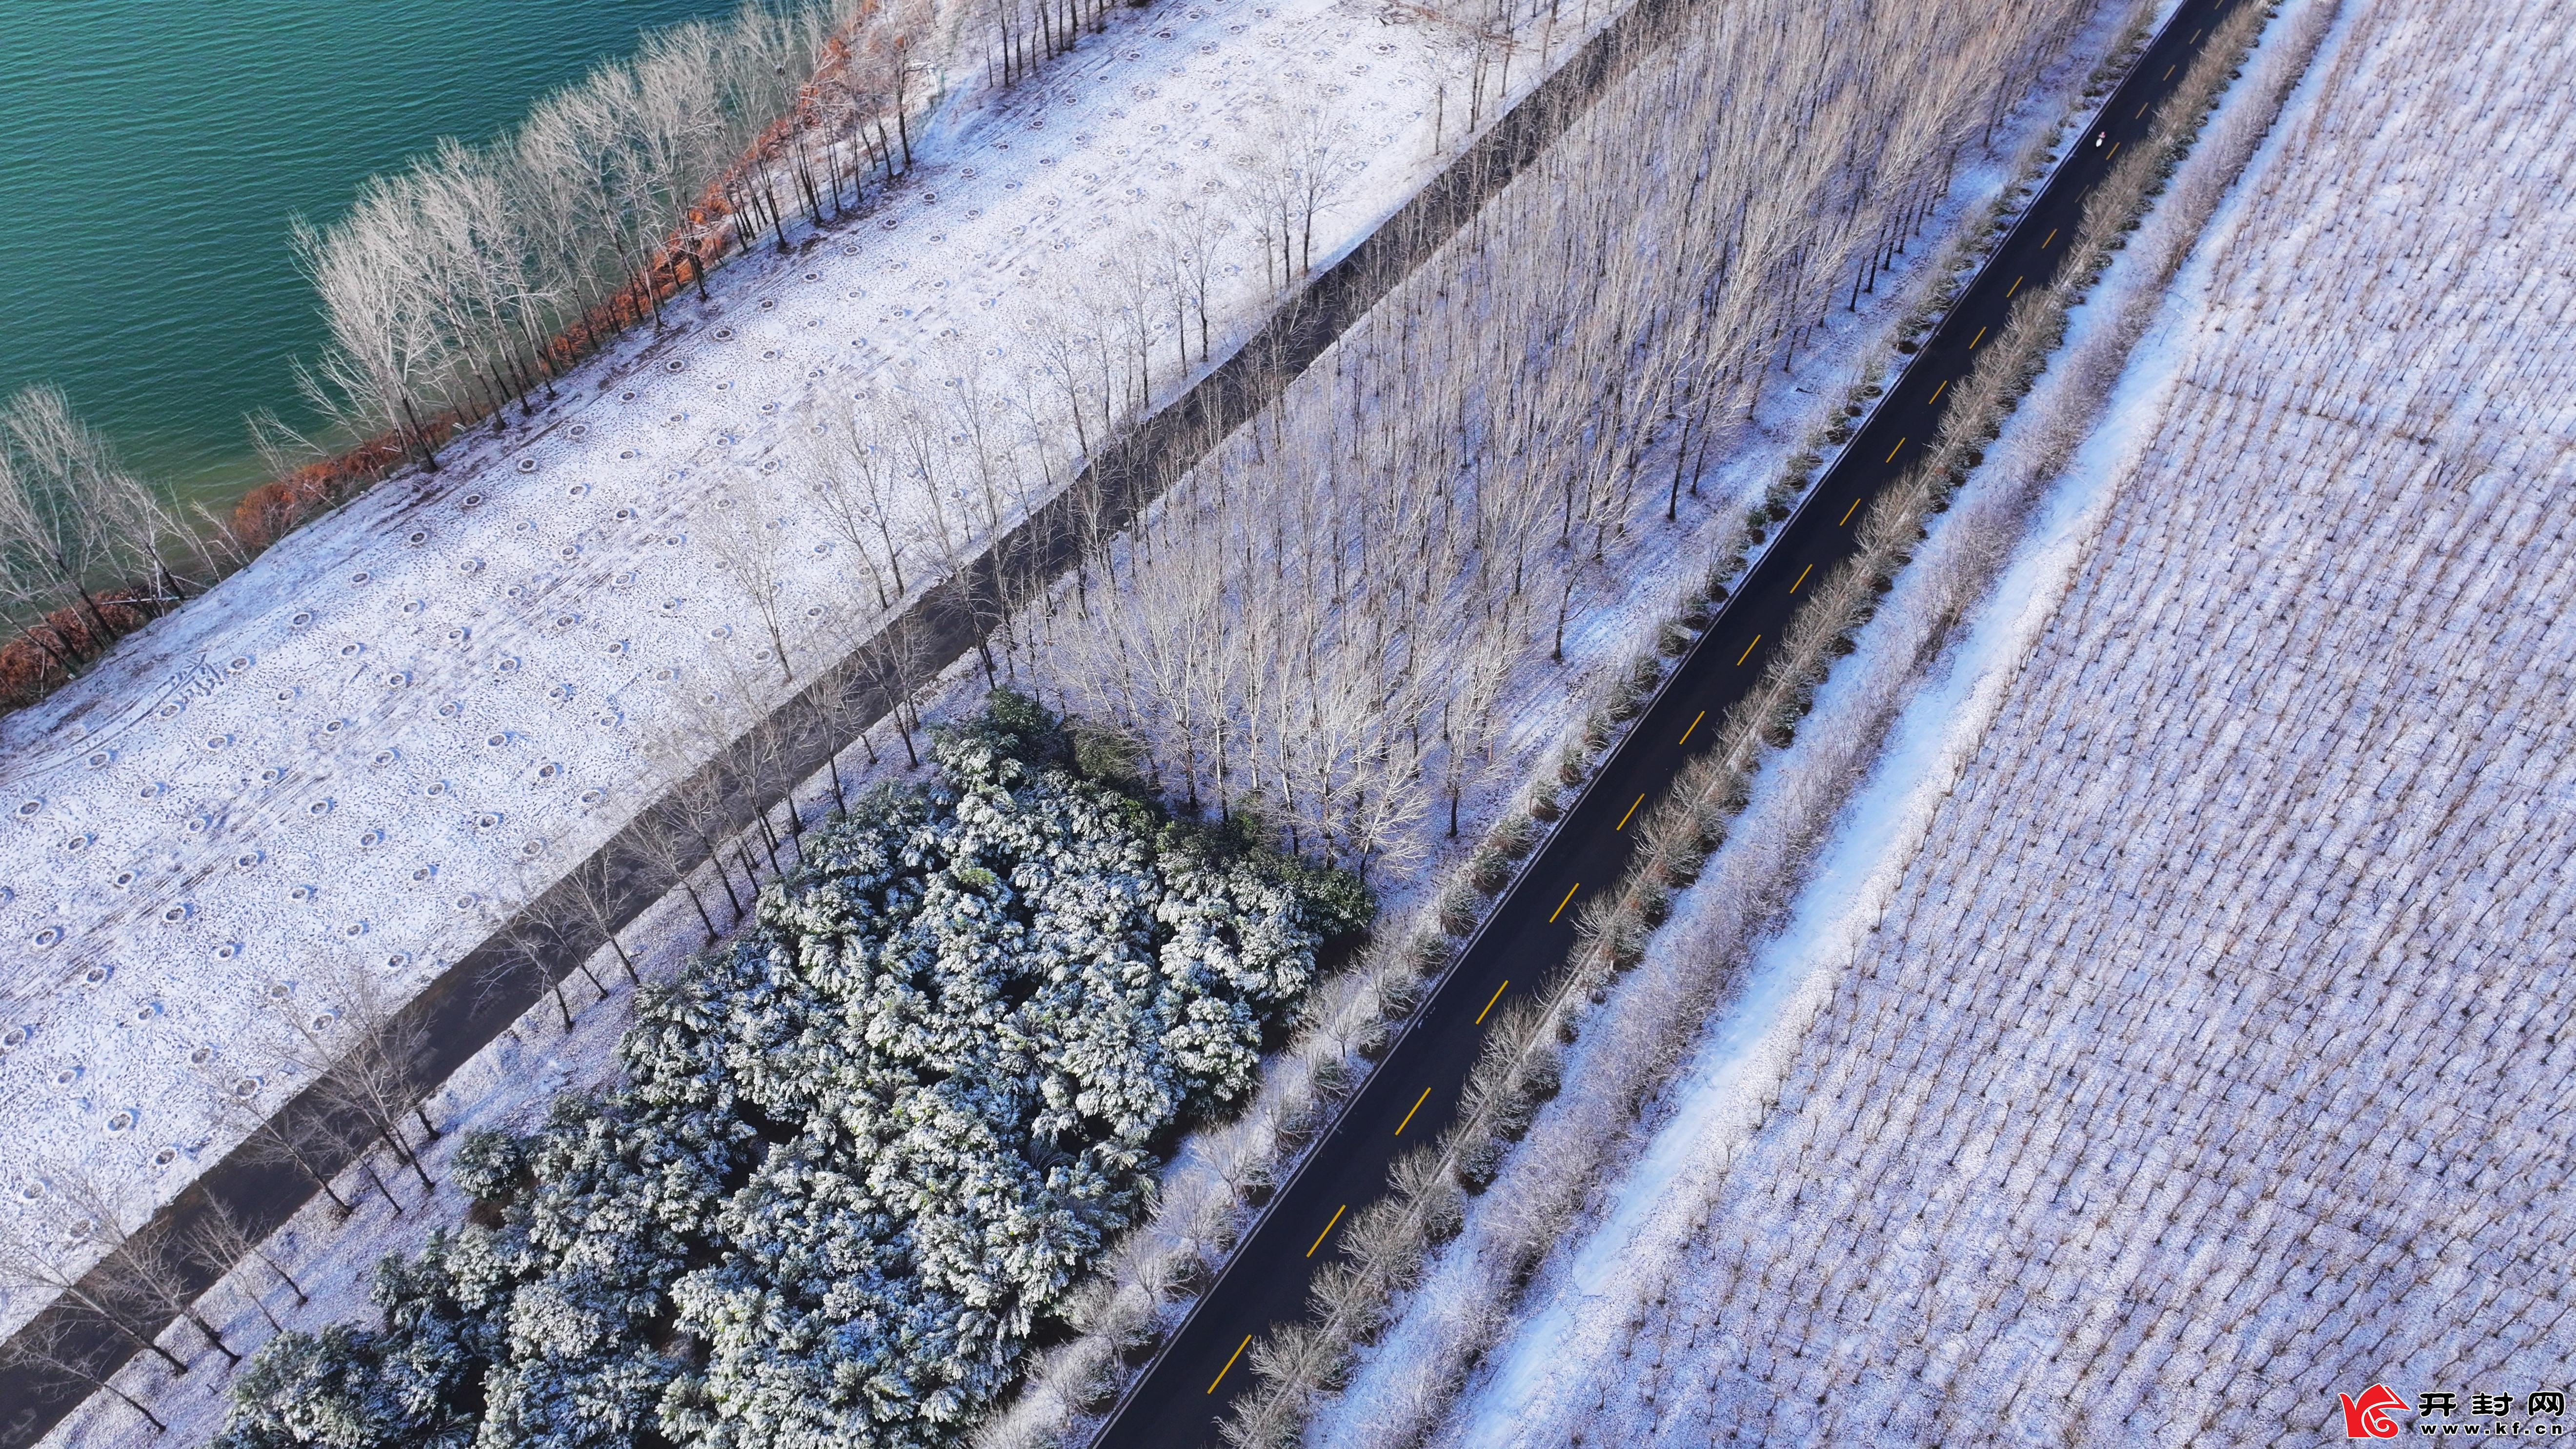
[11,0,2073,1431]
[0,0,1593,1325]
[1431,0,2576,1442]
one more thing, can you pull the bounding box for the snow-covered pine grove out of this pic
[207,694,1365,1449]
[1432,0,2576,1442]
[0,0,1586,1311]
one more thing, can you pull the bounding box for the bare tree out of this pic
[0,395,118,651]
[261,966,437,1193]
[29,1164,243,1368]
[796,397,910,611]
[555,846,643,985]
[188,1196,307,1335]
[489,896,585,1034]
[625,793,727,942]
[701,486,799,684]
[215,1083,358,1219]
[850,609,939,767]
[1162,199,1233,366]
[2,1315,167,1434]
[0,1189,190,1378]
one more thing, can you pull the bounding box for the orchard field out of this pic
[1437,0,2576,1442]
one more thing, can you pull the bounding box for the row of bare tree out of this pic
[0,960,448,1432]
[0,387,222,685]
[976,0,2103,881]
[291,0,952,465]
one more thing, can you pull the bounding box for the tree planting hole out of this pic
[666,360,687,372]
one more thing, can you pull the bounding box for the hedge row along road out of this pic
[0,1,1702,1442]
[1089,0,2259,1441]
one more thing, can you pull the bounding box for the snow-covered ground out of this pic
[1429,0,2576,1442]
[13,0,2041,1433]
[0,0,1596,1326]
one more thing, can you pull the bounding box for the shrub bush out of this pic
[218,695,1367,1449]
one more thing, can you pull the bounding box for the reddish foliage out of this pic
[0,589,162,708]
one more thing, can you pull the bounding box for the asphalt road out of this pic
[1090,0,2251,1441]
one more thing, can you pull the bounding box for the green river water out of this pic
[0,0,736,510]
